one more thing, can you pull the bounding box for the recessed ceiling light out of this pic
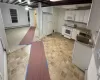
[25,6,32,10]
[50,0,61,1]
[18,0,21,2]
[25,6,29,11]
[27,0,31,5]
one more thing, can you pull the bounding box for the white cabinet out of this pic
[75,10,85,22]
[79,10,85,22]
[65,10,90,23]
[72,41,92,71]
[65,11,75,20]
[71,28,80,40]
[83,10,90,23]
[75,11,80,22]
[62,26,66,35]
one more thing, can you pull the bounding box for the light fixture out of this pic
[50,0,62,2]
[27,0,31,5]
[27,1,31,5]
[25,6,29,11]
[25,6,32,11]
[18,0,21,2]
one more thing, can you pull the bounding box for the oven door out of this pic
[64,27,72,39]
[65,27,72,35]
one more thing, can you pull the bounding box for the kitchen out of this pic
[46,4,93,72]
[36,3,94,80]
[0,0,100,79]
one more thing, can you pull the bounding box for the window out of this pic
[27,11,30,22]
[10,9,18,23]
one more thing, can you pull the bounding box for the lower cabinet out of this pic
[71,28,80,40]
[72,41,92,71]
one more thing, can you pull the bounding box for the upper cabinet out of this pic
[83,10,90,23]
[65,11,75,20]
[65,10,90,24]
[75,10,85,22]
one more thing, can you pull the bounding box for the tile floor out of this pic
[5,27,39,52]
[5,27,30,52]
[7,33,84,80]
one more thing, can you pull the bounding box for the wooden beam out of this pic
[1,0,3,2]
[6,0,9,3]
[15,2,20,4]
[10,0,17,4]
[31,0,51,5]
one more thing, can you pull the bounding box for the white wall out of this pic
[87,0,100,42]
[0,9,8,51]
[29,10,34,26]
[87,52,98,80]
[57,8,66,33]
[0,2,29,28]
[0,41,5,80]
[52,7,66,33]
[0,41,8,80]
[52,7,59,32]
[0,9,8,80]
[87,0,100,80]
[42,7,53,14]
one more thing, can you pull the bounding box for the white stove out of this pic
[62,26,73,39]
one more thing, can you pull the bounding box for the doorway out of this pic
[42,13,53,37]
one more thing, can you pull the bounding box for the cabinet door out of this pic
[72,41,92,71]
[79,10,85,22]
[83,10,90,23]
[75,10,85,22]
[75,11,80,22]
[65,11,75,20]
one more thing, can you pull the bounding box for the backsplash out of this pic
[65,20,87,28]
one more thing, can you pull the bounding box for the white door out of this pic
[43,13,53,36]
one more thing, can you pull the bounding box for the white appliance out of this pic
[72,41,92,71]
[63,26,73,39]
[62,22,74,39]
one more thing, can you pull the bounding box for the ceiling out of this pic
[0,0,92,8]
[55,4,91,10]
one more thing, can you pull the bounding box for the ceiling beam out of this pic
[47,0,92,6]
[1,0,3,2]
[6,0,9,3]
[30,0,51,5]
[20,2,27,4]
[19,3,27,6]
[10,0,18,4]
[14,1,20,4]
